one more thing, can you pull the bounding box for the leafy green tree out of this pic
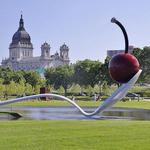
[140,47,150,83]
[83,85,93,95]
[0,68,13,99]
[0,67,25,83]
[0,68,13,85]
[23,71,41,87]
[34,84,41,94]
[0,78,5,98]
[99,57,115,86]
[25,83,33,95]
[55,65,74,96]
[45,65,74,96]
[44,68,56,86]
[93,84,99,94]
[68,84,81,94]
[57,86,65,94]
[7,81,17,96]
[132,48,142,62]
[12,71,25,83]
[133,47,150,83]
[17,79,25,96]
[74,59,102,87]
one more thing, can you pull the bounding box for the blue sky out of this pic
[0,0,150,63]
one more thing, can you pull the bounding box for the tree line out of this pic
[45,46,150,95]
[0,68,43,99]
[0,46,149,98]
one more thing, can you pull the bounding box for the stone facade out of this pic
[107,46,134,57]
[1,15,70,71]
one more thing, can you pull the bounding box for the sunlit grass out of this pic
[5,99,150,109]
[0,120,150,150]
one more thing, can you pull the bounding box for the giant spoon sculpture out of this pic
[0,18,142,117]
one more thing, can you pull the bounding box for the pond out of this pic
[0,106,150,121]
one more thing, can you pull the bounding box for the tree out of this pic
[93,84,99,94]
[0,67,13,85]
[25,83,33,95]
[83,85,93,95]
[0,67,25,84]
[0,68,14,99]
[17,79,26,96]
[68,84,81,95]
[132,48,142,61]
[12,71,24,83]
[7,81,17,96]
[74,59,102,87]
[133,47,150,83]
[140,47,150,83]
[0,78,5,98]
[23,71,41,88]
[57,86,65,94]
[34,84,41,94]
[44,68,56,86]
[45,65,74,96]
[99,57,115,86]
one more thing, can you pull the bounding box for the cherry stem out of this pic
[111,17,129,53]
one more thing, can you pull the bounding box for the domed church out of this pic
[1,15,70,71]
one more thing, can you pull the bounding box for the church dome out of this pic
[11,15,32,45]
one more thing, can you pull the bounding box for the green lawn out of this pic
[1,99,150,150]
[0,120,150,150]
[115,100,150,109]
[7,99,150,109]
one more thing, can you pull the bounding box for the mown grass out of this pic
[115,100,150,109]
[0,120,150,150]
[1,98,150,150]
[6,99,150,109]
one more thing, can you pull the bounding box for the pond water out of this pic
[0,106,150,121]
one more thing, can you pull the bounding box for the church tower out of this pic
[60,43,69,61]
[9,15,33,61]
[41,42,50,58]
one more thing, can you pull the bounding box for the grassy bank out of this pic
[0,120,150,150]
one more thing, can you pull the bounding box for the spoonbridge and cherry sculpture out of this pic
[0,18,142,117]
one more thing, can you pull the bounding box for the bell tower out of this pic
[41,42,50,58]
[60,43,69,60]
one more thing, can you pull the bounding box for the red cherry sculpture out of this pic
[109,53,140,83]
[109,18,140,83]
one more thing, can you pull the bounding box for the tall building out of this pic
[107,45,134,57]
[1,15,70,71]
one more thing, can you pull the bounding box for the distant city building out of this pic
[1,15,70,72]
[107,45,134,57]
